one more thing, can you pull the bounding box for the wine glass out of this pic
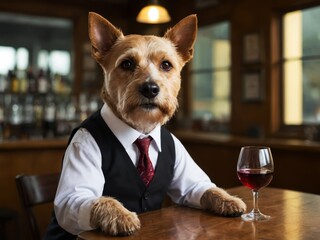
[237,146,274,221]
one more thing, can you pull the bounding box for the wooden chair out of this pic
[15,173,60,240]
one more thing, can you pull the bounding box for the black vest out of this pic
[45,110,175,239]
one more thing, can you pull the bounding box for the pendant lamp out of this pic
[136,0,171,24]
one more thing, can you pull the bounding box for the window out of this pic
[0,46,16,74]
[38,50,71,75]
[0,11,73,77]
[191,21,231,123]
[282,6,320,125]
[16,48,29,70]
[0,47,29,75]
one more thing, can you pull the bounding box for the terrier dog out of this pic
[86,12,246,236]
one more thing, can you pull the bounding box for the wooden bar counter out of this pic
[173,130,320,195]
[78,186,320,240]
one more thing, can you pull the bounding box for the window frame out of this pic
[273,3,320,140]
[188,20,232,132]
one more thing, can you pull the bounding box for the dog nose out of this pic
[139,82,160,99]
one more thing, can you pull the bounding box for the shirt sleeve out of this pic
[167,133,216,208]
[54,128,104,235]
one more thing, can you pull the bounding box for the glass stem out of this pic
[252,190,260,214]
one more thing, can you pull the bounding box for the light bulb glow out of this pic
[148,7,160,22]
[136,4,171,24]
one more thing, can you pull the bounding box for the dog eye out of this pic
[160,61,172,71]
[121,59,135,71]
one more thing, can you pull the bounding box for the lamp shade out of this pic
[136,4,171,24]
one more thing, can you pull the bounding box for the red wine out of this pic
[237,169,273,190]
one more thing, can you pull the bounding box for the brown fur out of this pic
[88,12,246,236]
[88,12,196,134]
[90,197,140,236]
[200,187,246,216]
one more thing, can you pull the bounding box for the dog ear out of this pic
[164,14,198,63]
[88,12,124,62]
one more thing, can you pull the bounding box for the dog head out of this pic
[88,12,197,133]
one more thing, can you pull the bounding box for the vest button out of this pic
[144,192,150,200]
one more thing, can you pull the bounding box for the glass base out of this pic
[241,210,271,221]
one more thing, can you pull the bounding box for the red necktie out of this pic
[134,137,154,186]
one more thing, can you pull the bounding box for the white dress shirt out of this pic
[54,103,216,235]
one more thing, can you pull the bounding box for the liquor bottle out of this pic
[0,96,4,141]
[33,96,44,139]
[22,95,35,139]
[46,68,53,93]
[27,67,37,93]
[66,96,78,130]
[53,73,62,94]
[43,95,56,138]
[79,93,88,122]
[3,94,11,139]
[88,94,100,115]
[55,100,68,137]
[38,69,48,94]
[9,70,19,93]
[0,75,7,93]
[17,70,28,94]
[8,95,23,139]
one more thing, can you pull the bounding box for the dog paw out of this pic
[90,197,141,236]
[200,187,247,217]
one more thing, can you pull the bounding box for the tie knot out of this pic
[134,137,152,154]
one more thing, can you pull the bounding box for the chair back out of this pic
[16,173,60,240]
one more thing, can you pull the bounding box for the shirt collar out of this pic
[100,103,162,152]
